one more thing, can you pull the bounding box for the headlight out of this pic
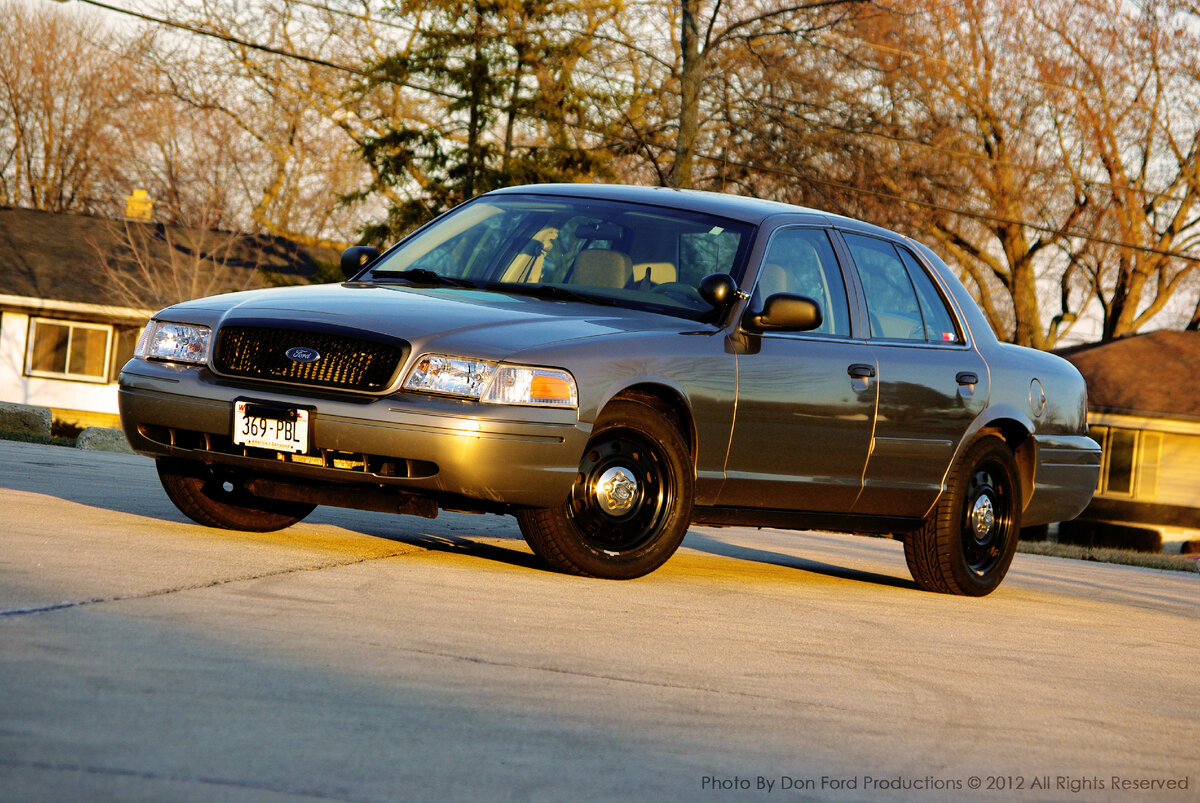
[403,354,577,408]
[403,355,495,398]
[482,365,577,407]
[134,321,212,364]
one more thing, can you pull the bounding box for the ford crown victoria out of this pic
[119,184,1101,595]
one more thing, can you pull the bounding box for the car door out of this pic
[837,231,989,519]
[718,226,877,513]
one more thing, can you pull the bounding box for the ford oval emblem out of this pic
[285,346,321,363]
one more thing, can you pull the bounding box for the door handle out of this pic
[848,363,876,379]
[956,371,979,386]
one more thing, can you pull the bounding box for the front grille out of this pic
[214,325,408,392]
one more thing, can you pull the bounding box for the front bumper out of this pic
[119,360,590,509]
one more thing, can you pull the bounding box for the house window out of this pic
[1138,432,1161,501]
[1091,425,1164,500]
[1154,433,1200,506]
[1105,428,1136,496]
[25,318,113,383]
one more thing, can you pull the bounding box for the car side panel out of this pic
[506,328,738,506]
[986,345,1101,524]
[718,335,877,512]
[851,341,989,518]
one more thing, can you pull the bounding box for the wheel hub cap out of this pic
[971,494,995,539]
[595,467,637,515]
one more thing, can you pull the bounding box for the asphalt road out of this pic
[0,440,1196,802]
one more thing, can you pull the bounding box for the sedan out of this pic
[119,184,1101,595]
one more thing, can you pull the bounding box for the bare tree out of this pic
[1036,0,1200,340]
[665,0,865,188]
[88,209,276,311]
[0,0,156,215]
[150,0,387,250]
[823,0,1098,348]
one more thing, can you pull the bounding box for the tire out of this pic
[156,459,315,532]
[517,399,694,579]
[904,434,1021,596]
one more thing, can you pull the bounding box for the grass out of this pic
[0,429,78,448]
[1018,540,1200,573]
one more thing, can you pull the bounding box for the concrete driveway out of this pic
[0,440,1196,801]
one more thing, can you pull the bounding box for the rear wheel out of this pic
[905,434,1021,596]
[156,459,314,532]
[517,399,693,579]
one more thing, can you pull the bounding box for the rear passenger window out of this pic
[896,247,962,343]
[754,228,851,336]
[843,233,961,344]
[843,233,924,341]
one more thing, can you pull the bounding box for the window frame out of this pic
[895,245,965,345]
[746,225,858,340]
[24,317,115,384]
[834,230,967,347]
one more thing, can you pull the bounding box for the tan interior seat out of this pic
[754,262,790,299]
[572,249,633,288]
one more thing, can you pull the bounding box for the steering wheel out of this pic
[649,282,705,306]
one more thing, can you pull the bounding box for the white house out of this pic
[1058,330,1200,554]
[0,205,331,431]
[0,294,149,429]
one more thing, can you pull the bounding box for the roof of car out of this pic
[485,183,892,234]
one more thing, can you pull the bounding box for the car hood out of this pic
[162,282,702,360]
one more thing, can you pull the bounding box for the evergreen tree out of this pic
[352,0,621,244]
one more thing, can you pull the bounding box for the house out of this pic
[0,206,332,430]
[1058,330,1200,554]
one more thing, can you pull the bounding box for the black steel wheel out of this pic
[156,458,315,532]
[904,434,1021,596]
[517,399,693,579]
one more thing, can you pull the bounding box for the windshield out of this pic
[368,194,754,320]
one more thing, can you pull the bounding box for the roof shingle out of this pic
[1058,330,1200,419]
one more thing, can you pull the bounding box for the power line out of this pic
[699,152,1200,264]
[54,0,461,99]
[64,0,365,74]
[49,0,1200,264]
[286,0,417,33]
[726,94,1191,205]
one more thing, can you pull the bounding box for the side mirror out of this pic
[699,273,739,308]
[341,245,381,279]
[743,294,823,333]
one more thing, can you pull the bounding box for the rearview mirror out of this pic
[743,294,822,333]
[699,273,740,308]
[341,245,381,279]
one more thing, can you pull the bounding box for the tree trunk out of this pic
[465,4,486,199]
[669,0,704,188]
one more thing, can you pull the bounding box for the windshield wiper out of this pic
[373,268,478,288]
[484,282,619,306]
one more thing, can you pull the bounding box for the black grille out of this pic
[214,325,407,392]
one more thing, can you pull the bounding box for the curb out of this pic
[76,427,135,454]
[0,401,53,439]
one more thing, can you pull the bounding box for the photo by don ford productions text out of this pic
[699,774,1191,794]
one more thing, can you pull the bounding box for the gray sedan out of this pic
[119,184,1100,595]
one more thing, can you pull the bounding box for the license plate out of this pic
[233,401,309,453]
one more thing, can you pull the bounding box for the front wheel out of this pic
[156,459,315,532]
[517,400,693,579]
[904,434,1021,596]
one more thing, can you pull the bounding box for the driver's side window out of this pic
[753,228,850,336]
